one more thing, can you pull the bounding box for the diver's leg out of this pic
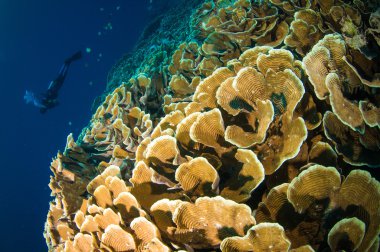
[59,51,82,78]
[48,51,82,94]
[65,51,82,64]
[49,62,69,93]
[58,62,70,80]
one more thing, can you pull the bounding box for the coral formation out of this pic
[45,0,380,251]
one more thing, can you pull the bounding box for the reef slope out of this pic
[45,1,380,251]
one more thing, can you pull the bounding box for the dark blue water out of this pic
[0,1,156,250]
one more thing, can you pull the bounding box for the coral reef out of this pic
[45,0,380,251]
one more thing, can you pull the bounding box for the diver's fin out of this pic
[65,50,82,63]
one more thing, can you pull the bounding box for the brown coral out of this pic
[172,196,255,248]
[220,149,265,202]
[303,34,379,133]
[101,224,136,251]
[302,34,347,100]
[285,9,324,56]
[190,108,232,154]
[327,217,365,251]
[287,165,341,213]
[269,0,311,14]
[45,1,380,251]
[319,0,366,50]
[175,157,219,197]
[193,67,235,108]
[254,114,308,175]
[326,72,365,132]
[224,99,274,148]
[323,111,380,167]
[220,222,291,252]
[255,164,380,250]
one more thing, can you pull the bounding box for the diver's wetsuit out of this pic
[24,51,82,113]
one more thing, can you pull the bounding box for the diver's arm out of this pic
[24,90,35,104]
[24,90,47,109]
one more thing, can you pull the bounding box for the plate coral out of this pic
[44,0,380,251]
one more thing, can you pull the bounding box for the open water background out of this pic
[0,0,163,250]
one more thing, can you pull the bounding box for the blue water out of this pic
[0,0,157,250]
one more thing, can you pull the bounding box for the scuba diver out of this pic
[24,50,82,113]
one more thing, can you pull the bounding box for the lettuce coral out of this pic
[45,0,380,251]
